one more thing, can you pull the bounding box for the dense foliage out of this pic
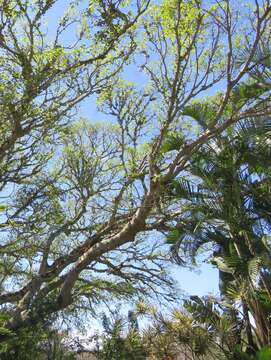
[166,48,271,353]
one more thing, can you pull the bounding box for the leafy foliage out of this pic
[98,311,147,360]
[165,52,271,350]
[0,0,270,357]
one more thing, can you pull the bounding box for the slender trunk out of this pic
[249,297,270,347]
[242,299,257,354]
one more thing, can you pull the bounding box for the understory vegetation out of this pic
[0,0,270,358]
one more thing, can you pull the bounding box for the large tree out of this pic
[0,0,270,350]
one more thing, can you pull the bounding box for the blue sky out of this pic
[46,0,219,300]
[173,263,218,296]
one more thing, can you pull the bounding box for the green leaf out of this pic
[167,228,181,244]
[0,327,12,336]
[210,256,235,274]
[161,132,184,154]
[182,102,216,128]
[0,204,8,212]
[248,257,262,283]
[257,347,271,360]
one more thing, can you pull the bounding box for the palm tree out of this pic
[141,306,221,360]
[164,50,271,350]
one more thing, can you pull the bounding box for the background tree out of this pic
[97,309,147,360]
[140,304,223,360]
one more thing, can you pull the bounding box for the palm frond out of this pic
[182,102,217,129]
[248,257,262,284]
[237,42,271,87]
[161,132,185,154]
[234,116,271,140]
[231,80,268,107]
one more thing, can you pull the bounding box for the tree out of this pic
[97,310,147,360]
[184,295,243,360]
[0,0,270,351]
[166,48,271,350]
[184,296,271,360]
[140,304,222,360]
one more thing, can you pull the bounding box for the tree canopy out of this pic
[0,0,270,356]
